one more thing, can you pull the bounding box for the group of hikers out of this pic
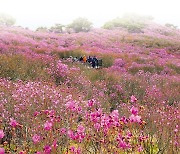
[70,55,102,68]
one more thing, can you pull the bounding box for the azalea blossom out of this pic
[130,95,137,103]
[32,134,41,144]
[0,130,4,139]
[10,118,18,127]
[44,121,53,131]
[44,145,51,154]
[130,106,138,115]
[129,114,141,123]
[0,148,5,154]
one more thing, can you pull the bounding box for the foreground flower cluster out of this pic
[0,79,148,153]
[0,79,179,153]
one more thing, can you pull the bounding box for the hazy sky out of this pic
[0,0,180,30]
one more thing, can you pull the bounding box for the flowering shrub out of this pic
[47,60,69,84]
[0,130,4,139]
[0,82,151,153]
[0,24,179,153]
[0,54,50,81]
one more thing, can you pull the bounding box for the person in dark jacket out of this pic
[92,56,98,68]
[79,57,83,61]
[87,56,92,64]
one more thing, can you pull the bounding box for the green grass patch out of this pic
[0,54,49,81]
[56,49,87,59]
[129,65,164,75]
[167,63,180,74]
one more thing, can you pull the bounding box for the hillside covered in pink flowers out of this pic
[0,22,179,153]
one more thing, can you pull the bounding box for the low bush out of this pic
[57,50,87,59]
[0,54,49,81]
[129,65,164,75]
[99,53,115,68]
[167,63,180,74]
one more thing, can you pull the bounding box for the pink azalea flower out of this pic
[0,148,5,154]
[77,125,85,133]
[32,134,41,144]
[87,99,95,107]
[44,145,51,154]
[70,146,76,153]
[19,151,26,154]
[110,110,119,122]
[130,106,138,115]
[135,115,141,123]
[44,121,52,131]
[118,139,130,150]
[60,128,66,135]
[10,118,18,127]
[0,130,4,139]
[94,123,101,131]
[129,114,141,123]
[70,146,81,154]
[174,141,178,146]
[65,100,76,111]
[130,95,137,103]
[138,145,143,152]
[174,129,178,133]
[52,139,58,149]
[34,111,40,117]
[76,147,81,154]
[67,130,74,139]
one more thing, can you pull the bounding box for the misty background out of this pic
[0,0,179,30]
